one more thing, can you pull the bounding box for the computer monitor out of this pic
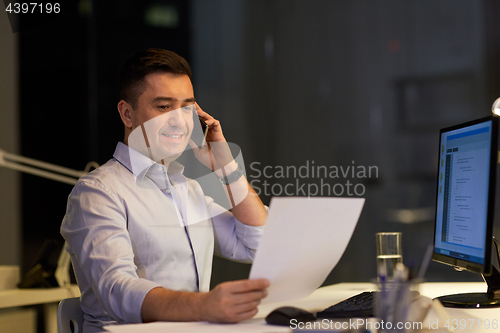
[433,115,500,308]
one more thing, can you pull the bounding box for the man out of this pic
[61,48,269,332]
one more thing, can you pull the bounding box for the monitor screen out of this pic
[433,116,498,275]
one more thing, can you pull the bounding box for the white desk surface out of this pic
[103,282,500,333]
[0,285,81,333]
[0,284,80,308]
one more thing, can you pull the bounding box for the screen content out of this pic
[434,121,492,265]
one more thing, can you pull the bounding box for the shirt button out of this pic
[157,167,162,172]
[165,189,171,193]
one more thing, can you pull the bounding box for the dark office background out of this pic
[2,0,500,297]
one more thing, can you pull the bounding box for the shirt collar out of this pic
[113,142,185,187]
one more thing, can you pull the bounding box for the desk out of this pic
[0,285,80,333]
[103,282,499,332]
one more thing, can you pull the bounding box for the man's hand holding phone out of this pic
[189,103,236,172]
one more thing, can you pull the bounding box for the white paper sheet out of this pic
[249,197,365,303]
[104,321,290,333]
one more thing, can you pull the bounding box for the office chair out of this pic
[57,297,84,333]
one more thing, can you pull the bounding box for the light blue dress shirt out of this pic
[61,142,264,332]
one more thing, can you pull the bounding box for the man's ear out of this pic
[117,100,133,128]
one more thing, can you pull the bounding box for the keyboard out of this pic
[316,291,376,318]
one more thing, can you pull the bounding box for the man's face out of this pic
[127,72,195,163]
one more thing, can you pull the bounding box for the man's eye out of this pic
[158,105,171,110]
[181,105,193,113]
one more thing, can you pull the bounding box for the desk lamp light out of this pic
[493,97,500,117]
[0,149,98,287]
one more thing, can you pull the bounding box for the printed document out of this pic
[249,197,365,303]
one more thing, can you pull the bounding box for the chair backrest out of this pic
[57,297,84,333]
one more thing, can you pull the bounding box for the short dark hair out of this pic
[118,48,192,108]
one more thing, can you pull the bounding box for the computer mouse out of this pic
[265,306,316,326]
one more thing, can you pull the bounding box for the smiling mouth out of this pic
[162,133,183,138]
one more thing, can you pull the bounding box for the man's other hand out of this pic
[200,278,270,323]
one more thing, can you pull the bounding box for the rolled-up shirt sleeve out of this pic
[61,180,160,323]
[206,196,266,263]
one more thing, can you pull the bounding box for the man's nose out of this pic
[167,108,185,127]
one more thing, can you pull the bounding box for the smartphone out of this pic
[191,115,208,148]
[199,116,208,145]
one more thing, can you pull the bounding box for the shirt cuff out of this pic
[127,279,162,323]
[234,220,265,251]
